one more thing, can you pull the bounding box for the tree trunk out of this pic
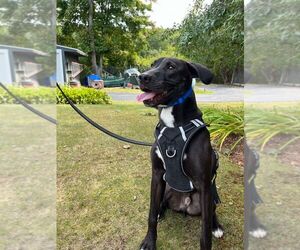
[230,70,235,85]
[99,54,103,76]
[261,69,272,84]
[279,69,287,85]
[88,0,99,75]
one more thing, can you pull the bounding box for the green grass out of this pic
[0,105,56,249]
[248,154,299,249]
[57,103,243,249]
[194,88,214,95]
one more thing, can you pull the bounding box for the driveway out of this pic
[107,84,300,103]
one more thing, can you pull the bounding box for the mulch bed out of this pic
[222,135,300,169]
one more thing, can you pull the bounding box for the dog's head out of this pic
[137,57,213,107]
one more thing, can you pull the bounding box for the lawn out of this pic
[0,105,56,249]
[247,153,299,250]
[57,103,244,249]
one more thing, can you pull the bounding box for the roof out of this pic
[0,44,48,56]
[124,68,140,75]
[57,45,87,57]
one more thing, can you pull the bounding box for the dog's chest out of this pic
[154,120,206,192]
[160,107,175,127]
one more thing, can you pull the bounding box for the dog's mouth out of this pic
[137,86,169,107]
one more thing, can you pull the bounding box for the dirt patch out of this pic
[219,136,244,167]
[251,135,300,168]
[278,140,300,168]
[222,135,300,169]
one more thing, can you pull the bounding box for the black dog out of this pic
[244,142,267,248]
[137,58,223,250]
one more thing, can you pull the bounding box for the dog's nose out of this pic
[139,73,152,84]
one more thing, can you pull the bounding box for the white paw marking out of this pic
[183,154,187,160]
[212,228,224,238]
[250,228,267,238]
[160,107,174,127]
[184,197,191,206]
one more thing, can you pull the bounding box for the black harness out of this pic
[155,118,221,204]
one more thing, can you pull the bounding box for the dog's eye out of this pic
[168,65,175,70]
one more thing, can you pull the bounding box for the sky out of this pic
[148,0,213,28]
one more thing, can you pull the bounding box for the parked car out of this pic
[123,68,140,88]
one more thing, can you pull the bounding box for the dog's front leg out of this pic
[200,183,213,250]
[140,166,165,250]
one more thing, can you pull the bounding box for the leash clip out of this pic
[166,146,176,158]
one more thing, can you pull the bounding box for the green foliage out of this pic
[245,106,300,151]
[56,87,112,104]
[137,28,187,69]
[245,0,300,84]
[0,86,111,105]
[57,0,152,73]
[178,0,244,84]
[0,0,55,51]
[0,87,56,104]
[0,0,55,77]
[204,106,244,150]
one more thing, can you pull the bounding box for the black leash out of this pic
[56,83,153,147]
[0,82,57,125]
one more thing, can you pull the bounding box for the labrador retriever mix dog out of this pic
[244,141,267,248]
[137,58,223,250]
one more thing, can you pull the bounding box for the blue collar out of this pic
[167,87,193,107]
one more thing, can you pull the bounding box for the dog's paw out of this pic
[140,235,156,250]
[249,228,267,238]
[212,228,224,238]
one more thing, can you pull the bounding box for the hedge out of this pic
[0,86,56,104]
[56,87,112,104]
[0,86,111,105]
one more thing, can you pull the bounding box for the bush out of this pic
[56,87,112,104]
[204,106,244,150]
[0,86,112,105]
[0,86,56,104]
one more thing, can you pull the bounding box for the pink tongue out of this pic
[136,92,156,102]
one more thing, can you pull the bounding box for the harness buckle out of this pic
[166,146,176,158]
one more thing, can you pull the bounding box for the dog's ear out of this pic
[151,57,165,67]
[186,62,213,84]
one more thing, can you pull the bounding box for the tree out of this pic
[57,0,152,75]
[245,0,300,84]
[0,0,56,77]
[137,27,186,70]
[178,0,244,84]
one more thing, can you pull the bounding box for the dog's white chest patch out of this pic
[160,107,175,128]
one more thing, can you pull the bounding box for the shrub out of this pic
[245,106,300,151]
[0,86,56,104]
[0,86,111,105]
[56,87,112,104]
[203,106,244,150]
